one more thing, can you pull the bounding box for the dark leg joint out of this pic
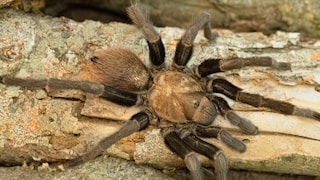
[207,78,241,100]
[195,59,222,77]
[179,128,220,159]
[209,95,231,115]
[147,38,165,66]
[260,97,295,115]
[163,128,191,157]
[238,92,296,115]
[100,85,140,106]
[237,92,263,107]
[131,111,150,131]
[239,91,294,111]
[195,125,220,138]
[174,41,193,66]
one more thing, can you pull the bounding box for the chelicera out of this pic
[1,4,319,180]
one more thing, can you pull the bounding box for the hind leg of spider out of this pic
[127,4,165,66]
[0,76,140,106]
[174,12,216,66]
[63,110,151,168]
[177,126,228,180]
[207,78,320,121]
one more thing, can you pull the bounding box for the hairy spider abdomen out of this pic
[148,71,217,125]
[89,47,151,92]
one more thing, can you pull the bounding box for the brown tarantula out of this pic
[1,4,320,180]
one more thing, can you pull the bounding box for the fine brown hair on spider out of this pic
[89,47,151,92]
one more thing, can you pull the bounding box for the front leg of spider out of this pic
[174,12,215,66]
[127,4,165,66]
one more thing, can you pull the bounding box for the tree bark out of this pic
[0,8,320,176]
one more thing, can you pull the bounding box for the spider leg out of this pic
[207,78,320,121]
[178,126,228,180]
[209,95,259,135]
[0,76,140,106]
[195,57,291,77]
[174,12,215,66]
[195,125,246,153]
[64,110,150,168]
[162,127,204,180]
[127,4,165,66]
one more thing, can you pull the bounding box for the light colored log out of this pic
[0,8,320,177]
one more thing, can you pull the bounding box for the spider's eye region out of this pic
[193,100,200,108]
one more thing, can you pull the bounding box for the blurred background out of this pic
[3,0,320,38]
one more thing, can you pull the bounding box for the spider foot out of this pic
[184,153,204,180]
[218,129,247,152]
[294,107,320,121]
[214,152,228,180]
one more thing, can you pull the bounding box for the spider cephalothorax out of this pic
[149,70,217,125]
[1,4,320,180]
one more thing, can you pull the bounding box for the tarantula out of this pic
[1,4,320,180]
